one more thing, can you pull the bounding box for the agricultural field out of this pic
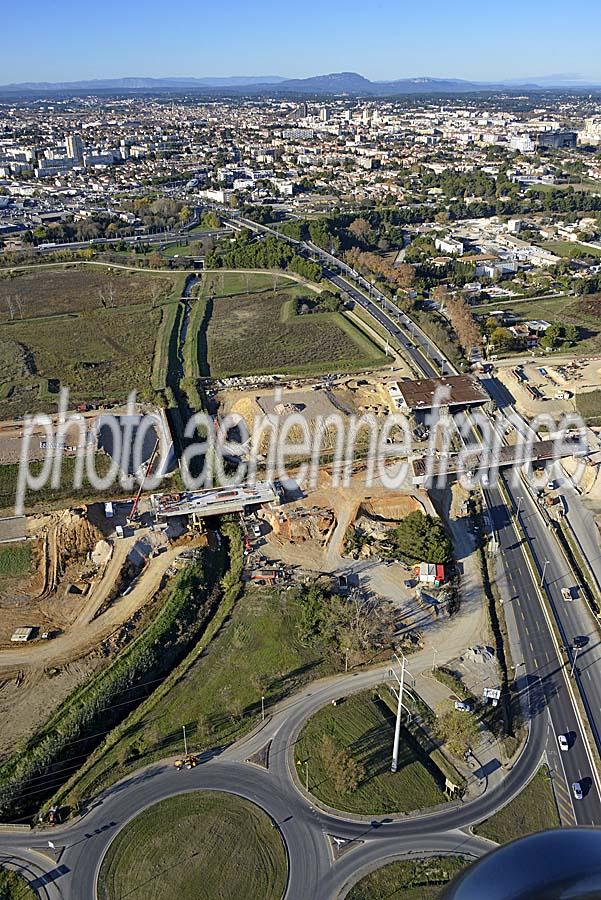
[347,856,467,900]
[0,267,182,418]
[59,586,332,807]
[295,690,447,815]
[97,792,287,900]
[474,767,559,844]
[0,266,176,321]
[201,290,386,378]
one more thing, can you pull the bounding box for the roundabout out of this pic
[0,662,549,899]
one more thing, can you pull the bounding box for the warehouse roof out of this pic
[396,375,489,411]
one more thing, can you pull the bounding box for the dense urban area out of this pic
[1,81,601,899]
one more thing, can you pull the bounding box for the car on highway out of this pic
[572,781,583,800]
[562,587,573,602]
[574,635,589,649]
[557,733,569,752]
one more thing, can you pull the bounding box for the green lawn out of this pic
[0,868,37,899]
[58,586,332,809]
[0,543,31,577]
[203,290,386,377]
[200,270,293,298]
[474,766,559,843]
[295,690,447,815]
[97,792,287,900]
[347,856,467,900]
[540,240,601,259]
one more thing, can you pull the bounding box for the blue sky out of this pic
[2,0,601,84]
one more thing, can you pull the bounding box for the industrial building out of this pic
[391,375,490,414]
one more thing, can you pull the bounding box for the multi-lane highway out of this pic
[0,661,552,900]
[1,212,600,898]
[229,213,601,822]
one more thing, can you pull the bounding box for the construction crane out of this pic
[129,437,161,524]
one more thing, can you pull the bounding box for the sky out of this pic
[2,0,601,85]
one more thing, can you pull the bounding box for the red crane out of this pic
[129,438,161,523]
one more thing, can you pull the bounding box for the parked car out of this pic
[454,700,473,712]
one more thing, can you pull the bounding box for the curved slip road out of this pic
[0,661,549,900]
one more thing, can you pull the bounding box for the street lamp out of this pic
[516,496,523,518]
[570,645,580,678]
[541,559,550,587]
[261,696,265,721]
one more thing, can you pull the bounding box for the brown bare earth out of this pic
[0,500,205,758]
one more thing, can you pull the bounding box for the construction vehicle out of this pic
[174,754,198,770]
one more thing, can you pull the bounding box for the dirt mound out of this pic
[55,508,104,579]
[266,505,336,546]
[358,494,424,523]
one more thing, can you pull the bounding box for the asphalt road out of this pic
[237,214,601,822]
[0,663,549,900]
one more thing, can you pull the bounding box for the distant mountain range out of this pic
[1,71,600,96]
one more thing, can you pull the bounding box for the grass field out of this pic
[0,543,31,577]
[204,291,386,377]
[151,301,183,391]
[97,792,287,900]
[295,690,447,815]
[58,587,332,807]
[0,868,37,899]
[200,271,293,298]
[0,267,176,322]
[182,297,209,380]
[540,241,601,259]
[477,293,601,356]
[576,389,601,425]
[0,267,184,417]
[347,856,467,900]
[474,766,559,843]
[0,453,132,514]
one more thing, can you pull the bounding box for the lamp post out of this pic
[541,559,550,587]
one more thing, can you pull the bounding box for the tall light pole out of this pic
[541,559,550,587]
[390,651,414,773]
[570,645,580,678]
[345,648,349,673]
[432,646,438,672]
[516,496,523,518]
[261,696,265,721]
[182,724,188,756]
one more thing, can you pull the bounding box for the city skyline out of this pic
[2,0,601,85]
